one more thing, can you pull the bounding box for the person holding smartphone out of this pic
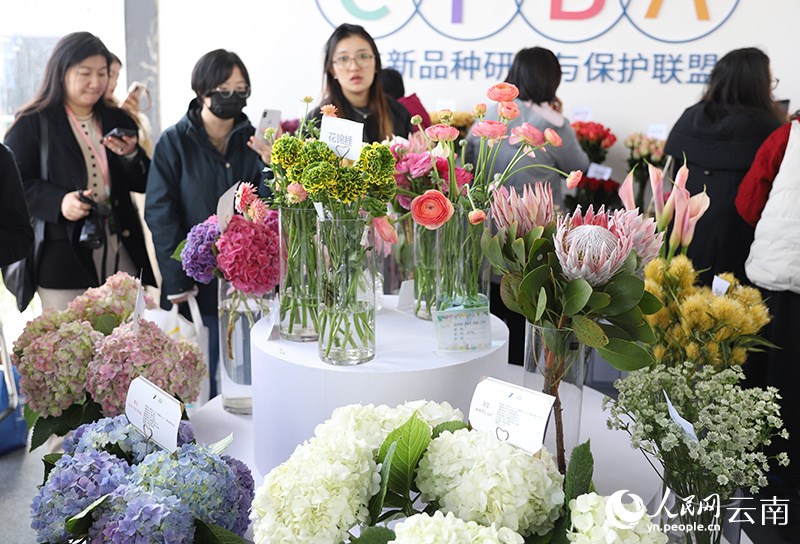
[3,32,155,311]
[104,53,153,156]
[144,49,272,398]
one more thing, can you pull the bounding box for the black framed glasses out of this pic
[332,53,375,68]
[212,85,251,99]
[771,77,780,90]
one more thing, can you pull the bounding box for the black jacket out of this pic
[0,143,34,267]
[664,102,783,285]
[3,104,155,288]
[307,97,412,143]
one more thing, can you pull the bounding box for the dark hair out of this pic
[191,49,250,99]
[381,68,404,100]
[108,52,122,67]
[14,32,112,118]
[322,23,393,140]
[505,47,561,104]
[701,47,785,124]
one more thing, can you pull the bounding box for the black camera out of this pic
[78,195,110,250]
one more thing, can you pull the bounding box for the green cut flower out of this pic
[366,170,397,203]
[301,161,338,196]
[357,142,395,181]
[272,136,304,169]
[300,140,339,167]
[286,163,306,184]
[330,166,366,203]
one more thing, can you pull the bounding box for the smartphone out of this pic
[256,108,282,140]
[101,127,137,141]
[127,80,147,96]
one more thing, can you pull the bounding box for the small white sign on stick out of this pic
[320,116,363,161]
[216,182,240,233]
[125,376,183,453]
[572,106,593,122]
[586,162,613,181]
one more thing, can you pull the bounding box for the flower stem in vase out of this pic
[542,346,567,474]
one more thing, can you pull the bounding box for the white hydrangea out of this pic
[567,492,668,544]
[391,511,524,544]
[416,428,564,536]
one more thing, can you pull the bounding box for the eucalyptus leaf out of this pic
[500,274,523,314]
[599,275,645,316]
[637,289,663,315]
[596,338,654,371]
[511,237,528,268]
[605,306,645,339]
[570,315,608,348]
[535,287,547,322]
[587,291,611,311]
[481,229,506,272]
[562,279,592,316]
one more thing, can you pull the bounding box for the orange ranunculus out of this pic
[411,189,455,230]
[468,209,486,225]
[472,103,487,117]
[425,123,460,142]
[486,82,520,102]
[497,101,520,121]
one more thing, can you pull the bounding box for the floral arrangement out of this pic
[428,109,475,138]
[31,415,254,544]
[12,272,205,451]
[570,121,616,164]
[251,401,666,544]
[623,132,667,210]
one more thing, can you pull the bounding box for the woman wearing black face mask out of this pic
[144,49,271,399]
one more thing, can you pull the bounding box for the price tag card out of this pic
[470,377,555,454]
[432,307,491,351]
[396,280,415,312]
[216,182,240,233]
[572,106,593,122]
[125,376,183,453]
[320,116,363,161]
[711,275,731,296]
[647,123,668,141]
[586,162,613,181]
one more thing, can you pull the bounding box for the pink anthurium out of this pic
[667,184,690,257]
[659,161,689,232]
[681,190,711,247]
[619,169,636,211]
[648,164,665,221]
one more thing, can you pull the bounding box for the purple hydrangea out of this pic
[89,484,194,544]
[221,455,255,535]
[63,415,195,464]
[181,217,221,284]
[30,450,131,543]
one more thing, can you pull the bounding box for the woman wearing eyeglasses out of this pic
[144,49,271,398]
[664,47,786,286]
[308,23,412,143]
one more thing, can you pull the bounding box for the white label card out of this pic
[470,377,556,454]
[320,116,363,161]
[125,376,183,453]
[313,201,325,221]
[572,106,593,122]
[647,123,669,141]
[216,182,240,234]
[586,162,613,181]
[396,280,415,312]
[711,275,731,296]
[432,307,491,351]
[132,281,146,335]
[663,390,698,442]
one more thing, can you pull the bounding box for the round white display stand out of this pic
[250,295,510,476]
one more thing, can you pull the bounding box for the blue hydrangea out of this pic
[181,219,221,284]
[89,484,194,544]
[30,450,130,543]
[222,455,255,535]
[132,443,240,532]
[63,415,195,464]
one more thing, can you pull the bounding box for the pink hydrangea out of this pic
[216,215,280,296]
[68,272,155,328]
[87,320,205,416]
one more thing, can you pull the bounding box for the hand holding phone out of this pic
[256,109,282,141]
[101,127,138,141]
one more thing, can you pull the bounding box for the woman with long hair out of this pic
[664,47,786,286]
[308,23,411,143]
[4,31,155,310]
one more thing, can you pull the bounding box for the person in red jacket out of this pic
[381,68,431,132]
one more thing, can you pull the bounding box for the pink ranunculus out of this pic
[395,152,420,175]
[425,123,460,142]
[468,209,486,225]
[619,169,636,211]
[410,114,423,126]
[544,128,563,147]
[411,189,455,230]
[471,120,508,142]
[372,215,398,244]
[509,123,547,148]
[472,103,487,117]
[681,190,711,248]
[497,101,520,121]
[286,182,308,204]
[397,194,413,210]
[566,170,583,191]
[486,82,520,102]
[409,153,437,179]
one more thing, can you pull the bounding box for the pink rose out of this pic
[372,215,398,244]
[411,189,455,230]
[425,123,460,142]
[509,123,547,147]
[486,82,520,102]
[544,128,563,147]
[497,101,520,121]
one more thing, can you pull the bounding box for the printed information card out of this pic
[320,116,363,161]
[125,376,183,453]
[469,377,556,454]
[432,307,491,351]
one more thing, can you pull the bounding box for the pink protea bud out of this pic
[468,209,486,225]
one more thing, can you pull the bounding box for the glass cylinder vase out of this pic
[523,322,588,473]
[218,279,276,414]
[316,216,376,365]
[413,222,437,320]
[278,207,319,342]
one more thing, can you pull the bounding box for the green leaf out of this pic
[66,494,110,535]
[431,420,468,440]
[42,453,63,485]
[351,526,396,544]
[604,307,645,339]
[595,338,654,371]
[525,237,555,276]
[535,287,547,322]
[171,238,187,262]
[499,274,523,315]
[209,434,233,456]
[637,289,663,315]
[518,265,552,321]
[481,229,506,272]
[95,313,119,335]
[23,404,40,431]
[587,291,611,311]
[564,440,594,503]
[29,395,104,451]
[600,275,645,316]
[635,321,657,344]
[193,519,248,544]
[378,413,431,494]
[562,279,592,316]
[511,237,528,267]
[368,441,396,524]
[570,315,608,348]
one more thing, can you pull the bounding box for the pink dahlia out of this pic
[612,209,664,266]
[554,206,633,286]
[216,215,280,296]
[491,182,554,238]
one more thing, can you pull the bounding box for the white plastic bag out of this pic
[143,294,210,413]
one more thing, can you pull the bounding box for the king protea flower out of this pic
[491,182,554,238]
[554,206,633,286]
[612,209,663,266]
